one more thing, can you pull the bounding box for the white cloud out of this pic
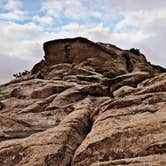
[0,21,113,83]
[0,0,25,20]
[0,10,25,20]
[109,7,166,66]
[106,0,166,11]
[0,0,6,9]
[4,0,22,11]
[55,23,110,42]
[41,0,64,18]
[0,21,52,83]
[33,15,53,24]
[114,9,166,32]
[0,22,44,63]
[41,0,102,20]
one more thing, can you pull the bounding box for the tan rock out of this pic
[72,74,166,165]
[0,37,165,165]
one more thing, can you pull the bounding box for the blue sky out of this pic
[0,0,166,83]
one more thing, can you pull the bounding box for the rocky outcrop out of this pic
[0,37,165,165]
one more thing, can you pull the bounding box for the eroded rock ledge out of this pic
[0,37,165,166]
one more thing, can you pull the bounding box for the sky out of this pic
[0,0,166,83]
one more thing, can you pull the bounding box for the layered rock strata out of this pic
[0,37,165,166]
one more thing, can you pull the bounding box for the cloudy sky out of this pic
[0,0,166,83]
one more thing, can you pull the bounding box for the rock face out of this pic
[0,37,165,166]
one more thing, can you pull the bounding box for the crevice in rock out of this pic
[124,54,134,73]
[144,143,166,155]
[44,113,93,165]
[65,44,72,64]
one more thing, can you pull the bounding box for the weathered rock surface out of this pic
[0,37,165,165]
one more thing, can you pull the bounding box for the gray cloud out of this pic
[0,54,38,84]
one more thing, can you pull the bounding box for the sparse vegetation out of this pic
[13,70,30,78]
[129,48,141,55]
